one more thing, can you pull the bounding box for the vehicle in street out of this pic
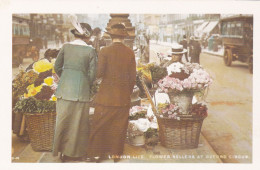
[220,15,253,73]
[12,15,40,67]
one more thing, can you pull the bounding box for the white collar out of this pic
[68,39,90,47]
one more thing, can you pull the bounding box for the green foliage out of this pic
[144,128,158,138]
[129,111,146,120]
[14,97,56,114]
[12,70,38,107]
[36,100,56,113]
[149,65,167,83]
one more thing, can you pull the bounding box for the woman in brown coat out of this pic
[87,23,136,162]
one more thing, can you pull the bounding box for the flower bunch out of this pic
[34,69,53,86]
[157,103,180,119]
[158,62,213,93]
[191,102,208,117]
[33,59,54,74]
[23,59,58,101]
[149,64,168,83]
[34,86,55,100]
[12,69,39,106]
[129,105,147,120]
[24,84,43,98]
[137,64,152,83]
[14,97,56,114]
[128,106,158,138]
[166,62,184,75]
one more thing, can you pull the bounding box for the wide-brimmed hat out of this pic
[105,23,129,37]
[70,23,92,38]
[167,44,187,55]
[194,36,201,41]
[69,14,92,38]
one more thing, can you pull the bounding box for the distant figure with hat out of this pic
[179,35,189,62]
[87,23,136,163]
[160,44,187,67]
[189,36,201,64]
[52,15,97,162]
[92,27,102,54]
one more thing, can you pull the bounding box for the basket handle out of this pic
[140,76,158,115]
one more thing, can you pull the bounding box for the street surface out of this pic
[12,42,252,163]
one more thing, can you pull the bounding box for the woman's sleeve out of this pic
[54,45,65,77]
[88,48,98,85]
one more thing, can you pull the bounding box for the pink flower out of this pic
[162,109,168,114]
[169,104,175,110]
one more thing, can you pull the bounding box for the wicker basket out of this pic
[24,112,56,152]
[156,115,205,149]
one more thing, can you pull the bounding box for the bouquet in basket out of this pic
[157,102,181,119]
[128,106,158,145]
[158,62,213,93]
[157,101,208,119]
[14,59,58,114]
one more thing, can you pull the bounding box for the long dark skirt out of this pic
[52,99,90,157]
[191,54,200,64]
[87,105,130,158]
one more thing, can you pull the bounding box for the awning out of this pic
[202,21,219,34]
[196,22,209,32]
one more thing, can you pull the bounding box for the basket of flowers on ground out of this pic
[152,62,212,149]
[13,58,58,151]
[155,102,208,149]
[127,106,158,146]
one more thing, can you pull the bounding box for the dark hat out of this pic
[194,36,201,41]
[93,27,102,36]
[167,44,187,55]
[105,23,129,37]
[71,23,92,38]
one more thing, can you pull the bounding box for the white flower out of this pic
[166,62,184,75]
[133,118,151,132]
[150,121,158,129]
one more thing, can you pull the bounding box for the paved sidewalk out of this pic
[12,134,222,163]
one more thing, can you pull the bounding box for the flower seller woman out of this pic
[161,44,188,67]
[52,15,97,162]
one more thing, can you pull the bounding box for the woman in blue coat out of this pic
[52,21,97,162]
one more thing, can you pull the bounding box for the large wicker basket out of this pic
[24,112,56,152]
[156,115,205,149]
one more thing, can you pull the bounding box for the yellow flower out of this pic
[44,77,54,86]
[33,59,53,73]
[24,84,43,98]
[51,95,57,101]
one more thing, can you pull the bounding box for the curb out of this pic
[202,51,223,57]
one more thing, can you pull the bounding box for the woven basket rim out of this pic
[24,112,56,116]
[166,88,206,94]
[155,114,206,121]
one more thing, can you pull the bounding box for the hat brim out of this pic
[167,48,187,55]
[105,31,129,37]
[70,29,91,38]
